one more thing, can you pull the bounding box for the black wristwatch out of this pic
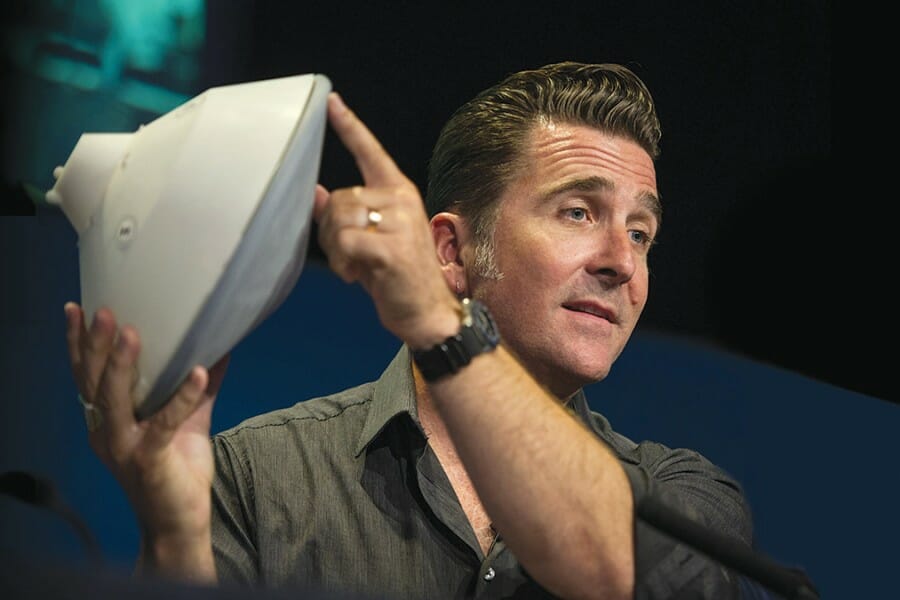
[412,298,501,382]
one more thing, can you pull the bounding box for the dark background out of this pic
[238,2,852,399]
[4,2,895,600]
[230,2,855,400]
[4,2,881,403]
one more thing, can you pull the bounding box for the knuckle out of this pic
[82,334,101,352]
[108,346,133,369]
[335,227,357,249]
[152,405,179,431]
[84,331,113,353]
[396,185,422,207]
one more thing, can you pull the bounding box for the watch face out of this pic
[470,300,501,346]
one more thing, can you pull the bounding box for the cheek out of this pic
[495,225,574,280]
[474,263,552,331]
[498,253,571,305]
[630,263,651,305]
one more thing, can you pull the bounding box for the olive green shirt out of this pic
[210,346,751,599]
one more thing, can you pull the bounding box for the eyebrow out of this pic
[541,176,663,224]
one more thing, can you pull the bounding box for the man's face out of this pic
[468,121,660,398]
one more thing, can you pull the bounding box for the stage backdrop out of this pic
[4,3,889,599]
[1,210,896,599]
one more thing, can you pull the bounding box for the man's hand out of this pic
[64,302,226,581]
[313,92,460,350]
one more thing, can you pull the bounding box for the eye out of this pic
[629,229,655,247]
[564,207,589,221]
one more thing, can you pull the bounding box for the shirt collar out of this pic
[352,346,639,466]
[354,344,420,457]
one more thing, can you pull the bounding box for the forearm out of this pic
[427,346,634,600]
[136,529,217,584]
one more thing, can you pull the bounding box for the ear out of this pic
[430,212,469,297]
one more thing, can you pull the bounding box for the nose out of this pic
[588,226,637,285]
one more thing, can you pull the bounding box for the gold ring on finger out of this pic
[366,208,382,232]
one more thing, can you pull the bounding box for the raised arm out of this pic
[313,92,635,600]
[64,303,229,583]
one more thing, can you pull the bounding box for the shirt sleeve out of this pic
[619,442,753,600]
[210,433,260,586]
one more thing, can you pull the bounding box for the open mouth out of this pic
[562,303,614,322]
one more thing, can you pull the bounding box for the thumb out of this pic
[143,367,211,451]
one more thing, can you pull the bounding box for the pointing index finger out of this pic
[328,92,407,188]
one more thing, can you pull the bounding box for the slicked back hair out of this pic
[424,62,661,278]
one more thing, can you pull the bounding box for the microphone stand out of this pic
[637,494,819,599]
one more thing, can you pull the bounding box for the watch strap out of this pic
[412,299,500,382]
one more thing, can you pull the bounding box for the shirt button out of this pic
[483,567,496,581]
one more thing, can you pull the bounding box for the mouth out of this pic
[562,302,616,324]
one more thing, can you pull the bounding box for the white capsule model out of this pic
[46,73,332,419]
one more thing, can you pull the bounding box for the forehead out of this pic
[518,121,658,196]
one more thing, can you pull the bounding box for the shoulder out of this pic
[213,381,375,451]
[582,406,752,540]
[582,407,732,480]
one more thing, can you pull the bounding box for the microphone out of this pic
[0,470,103,566]
[1,469,819,597]
[636,493,819,599]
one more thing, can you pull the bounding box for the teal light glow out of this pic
[6,0,206,114]
[3,0,208,213]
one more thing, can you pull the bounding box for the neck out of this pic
[413,364,453,448]
[412,358,580,441]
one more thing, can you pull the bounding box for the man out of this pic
[64,62,753,599]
